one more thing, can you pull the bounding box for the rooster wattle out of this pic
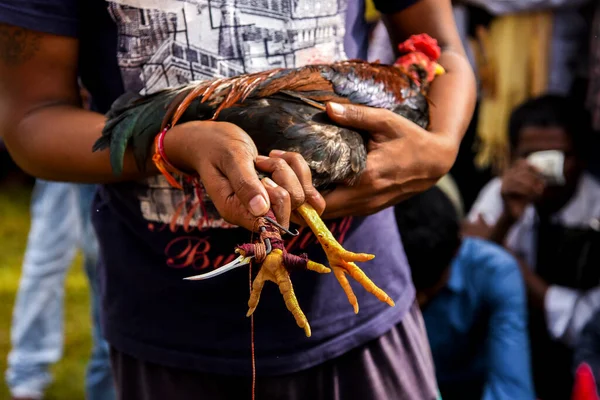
[93,33,444,337]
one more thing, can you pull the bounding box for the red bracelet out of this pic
[152,126,187,189]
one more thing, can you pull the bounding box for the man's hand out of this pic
[501,159,545,221]
[164,121,324,231]
[462,213,492,238]
[320,102,457,219]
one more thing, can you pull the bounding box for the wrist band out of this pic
[152,126,187,189]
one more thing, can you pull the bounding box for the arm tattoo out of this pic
[0,24,41,66]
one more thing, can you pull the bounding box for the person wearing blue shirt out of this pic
[395,186,535,400]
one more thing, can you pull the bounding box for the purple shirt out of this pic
[0,0,419,375]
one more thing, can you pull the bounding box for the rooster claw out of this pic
[184,254,254,281]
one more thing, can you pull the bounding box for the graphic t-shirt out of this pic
[0,0,419,375]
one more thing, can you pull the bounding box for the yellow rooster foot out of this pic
[295,204,395,313]
[237,213,330,337]
[184,211,329,337]
[246,248,329,337]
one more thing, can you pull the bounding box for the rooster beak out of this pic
[434,62,446,76]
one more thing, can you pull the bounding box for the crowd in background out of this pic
[2,0,600,399]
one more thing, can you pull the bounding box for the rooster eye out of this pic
[410,65,428,82]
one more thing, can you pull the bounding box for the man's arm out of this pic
[483,256,535,400]
[322,0,476,218]
[0,25,145,182]
[383,0,477,149]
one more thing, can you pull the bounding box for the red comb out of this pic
[397,34,441,61]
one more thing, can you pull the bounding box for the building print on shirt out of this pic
[105,0,349,231]
[108,0,348,94]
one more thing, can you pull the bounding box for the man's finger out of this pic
[255,155,305,210]
[326,102,416,136]
[220,152,270,217]
[262,178,291,229]
[269,150,326,215]
[199,166,257,231]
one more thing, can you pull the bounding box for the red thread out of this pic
[156,126,180,172]
[249,264,256,400]
[152,127,183,189]
[249,219,261,400]
[152,126,203,191]
[282,252,309,272]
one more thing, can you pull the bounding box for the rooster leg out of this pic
[247,249,329,337]
[295,204,395,313]
[240,213,330,337]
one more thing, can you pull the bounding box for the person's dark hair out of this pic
[394,186,461,291]
[508,94,591,157]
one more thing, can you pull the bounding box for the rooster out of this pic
[93,34,445,337]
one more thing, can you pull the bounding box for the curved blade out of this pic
[183,255,253,281]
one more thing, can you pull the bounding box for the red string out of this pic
[249,262,256,400]
[152,126,194,190]
[249,219,260,400]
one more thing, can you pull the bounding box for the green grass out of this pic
[0,184,91,400]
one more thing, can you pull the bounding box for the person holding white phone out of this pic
[465,94,600,399]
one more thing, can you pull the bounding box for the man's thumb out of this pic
[326,102,409,135]
[327,102,376,129]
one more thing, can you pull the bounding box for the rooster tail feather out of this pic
[96,87,188,176]
[105,91,147,119]
[91,135,111,152]
[108,111,143,175]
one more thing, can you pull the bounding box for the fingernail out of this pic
[249,195,269,216]
[263,177,278,188]
[328,102,344,115]
[256,155,269,161]
[270,150,285,156]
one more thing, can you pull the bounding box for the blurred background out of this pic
[0,173,92,399]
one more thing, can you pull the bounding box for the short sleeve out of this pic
[372,0,421,15]
[0,0,79,37]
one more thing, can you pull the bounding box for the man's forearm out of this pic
[427,49,477,147]
[3,105,156,183]
[382,0,477,152]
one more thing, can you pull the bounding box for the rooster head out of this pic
[394,34,445,85]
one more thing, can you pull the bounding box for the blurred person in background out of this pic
[396,186,534,400]
[453,0,591,210]
[466,95,600,399]
[4,87,115,400]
